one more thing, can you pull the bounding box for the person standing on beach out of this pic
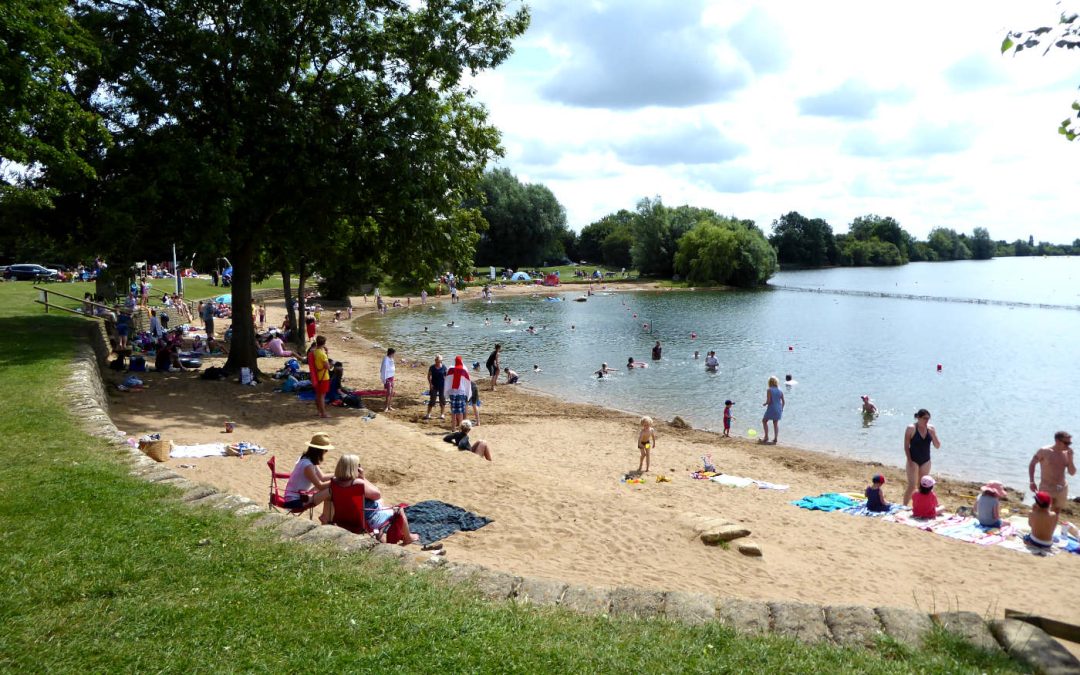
[425,355,447,420]
[903,409,941,506]
[309,336,331,418]
[201,300,215,339]
[380,347,397,411]
[444,356,471,429]
[1028,431,1075,510]
[723,400,735,437]
[760,376,784,444]
[486,344,501,391]
[637,416,657,473]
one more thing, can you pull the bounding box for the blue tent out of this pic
[510,272,531,281]
[214,294,232,304]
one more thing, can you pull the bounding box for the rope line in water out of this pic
[769,284,1080,312]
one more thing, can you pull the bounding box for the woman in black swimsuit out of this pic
[903,408,941,506]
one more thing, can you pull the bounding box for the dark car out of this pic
[2,264,60,281]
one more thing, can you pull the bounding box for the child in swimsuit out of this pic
[637,416,656,473]
[911,475,943,519]
[865,474,889,512]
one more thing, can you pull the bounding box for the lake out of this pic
[355,257,1080,492]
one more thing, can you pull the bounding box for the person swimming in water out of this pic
[595,363,615,378]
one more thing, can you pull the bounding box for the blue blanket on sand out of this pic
[840,503,905,518]
[403,500,492,546]
[790,493,857,512]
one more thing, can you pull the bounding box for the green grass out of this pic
[0,282,1022,672]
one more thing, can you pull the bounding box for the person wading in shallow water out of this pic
[903,408,941,506]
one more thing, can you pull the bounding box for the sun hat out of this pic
[920,475,936,489]
[724,400,734,406]
[980,481,1006,498]
[1034,491,1052,508]
[308,432,334,450]
[872,474,885,484]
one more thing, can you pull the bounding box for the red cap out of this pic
[1034,491,1052,508]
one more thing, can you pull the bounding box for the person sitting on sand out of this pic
[503,367,519,384]
[911,475,944,519]
[637,416,656,473]
[265,334,295,357]
[313,454,420,544]
[865,474,890,512]
[1027,491,1059,549]
[861,395,877,415]
[442,420,492,461]
[975,481,1006,528]
[283,434,334,510]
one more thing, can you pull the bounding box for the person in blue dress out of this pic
[761,375,785,444]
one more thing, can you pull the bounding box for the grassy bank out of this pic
[0,282,1020,672]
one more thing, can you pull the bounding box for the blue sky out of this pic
[470,0,1079,242]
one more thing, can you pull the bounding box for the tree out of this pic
[75,0,528,373]
[0,0,109,207]
[927,227,972,261]
[674,217,777,287]
[768,211,838,267]
[1003,11,1080,141]
[630,198,707,276]
[600,227,634,268]
[849,214,910,262]
[473,168,568,268]
[970,227,994,260]
[578,210,633,263]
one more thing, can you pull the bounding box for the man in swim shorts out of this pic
[1028,431,1075,510]
[486,344,501,391]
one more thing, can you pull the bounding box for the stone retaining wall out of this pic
[67,341,1078,672]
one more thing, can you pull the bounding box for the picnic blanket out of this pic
[170,443,227,458]
[402,500,492,546]
[839,502,906,518]
[708,474,790,490]
[791,493,858,512]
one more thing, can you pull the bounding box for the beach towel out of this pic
[791,493,858,512]
[754,481,790,491]
[170,443,227,458]
[839,502,906,518]
[710,475,755,488]
[402,500,492,546]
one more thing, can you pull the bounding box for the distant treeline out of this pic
[767,211,1079,268]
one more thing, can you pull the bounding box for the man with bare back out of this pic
[1028,431,1076,510]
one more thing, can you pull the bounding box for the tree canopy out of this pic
[673,217,777,287]
[768,211,838,267]
[473,168,569,268]
[1003,10,1080,141]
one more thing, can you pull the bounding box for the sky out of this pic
[469,0,1080,242]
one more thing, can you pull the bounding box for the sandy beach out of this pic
[108,285,1080,626]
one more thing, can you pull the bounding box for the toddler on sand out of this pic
[865,474,890,512]
[911,475,944,519]
[637,416,657,473]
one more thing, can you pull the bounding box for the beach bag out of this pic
[138,438,172,462]
[128,355,146,372]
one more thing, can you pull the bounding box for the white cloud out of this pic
[470,0,1080,242]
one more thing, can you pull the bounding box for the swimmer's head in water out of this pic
[785,374,792,381]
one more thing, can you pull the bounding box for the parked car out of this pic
[2,264,60,281]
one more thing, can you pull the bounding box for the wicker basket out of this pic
[139,438,172,462]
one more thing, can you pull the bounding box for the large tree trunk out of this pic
[296,258,309,352]
[282,265,301,351]
[223,236,259,375]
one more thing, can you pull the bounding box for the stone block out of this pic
[211,495,256,512]
[875,607,933,647]
[769,602,830,644]
[990,619,1080,674]
[514,578,568,606]
[933,611,1000,653]
[471,570,520,601]
[737,542,763,556]
[277,517,318,539]
[250,512,290,530]
[663,591,716,625]
[560,585,612,616]
[186,493,232,509]
[335,533,379,553]
[824,605,882,648]
[717,598,771,635]
[368,543,410,562]
[296,525,350,545]
[233,505,264,518]
[610,587,664,619]
[701,525,751,545]
[179,484,219,502]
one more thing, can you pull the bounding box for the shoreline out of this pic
[106,283,1080,623]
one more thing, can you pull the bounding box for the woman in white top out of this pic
[283,432,334,509]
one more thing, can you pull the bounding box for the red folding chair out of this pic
[328,480,408,543]
[267,455,315,518]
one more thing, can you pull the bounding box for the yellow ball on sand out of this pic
[747,429,758,438]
